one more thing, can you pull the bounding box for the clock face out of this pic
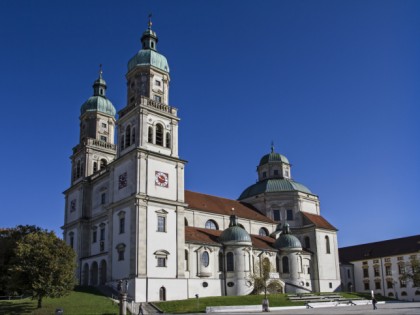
[118,172,127,189]
[155,171,169,187]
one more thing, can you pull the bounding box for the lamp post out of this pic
[118,279,129,315]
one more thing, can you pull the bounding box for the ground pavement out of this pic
[196,302,420,315]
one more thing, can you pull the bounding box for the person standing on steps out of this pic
[138,303,144,315]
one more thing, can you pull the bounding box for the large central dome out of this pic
[238,178,312,200]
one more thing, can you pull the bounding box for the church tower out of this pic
[110,19,187,302]
[71,69,117,184]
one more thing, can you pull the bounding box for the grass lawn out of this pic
[0,286,120,315]
[155,293,305,313]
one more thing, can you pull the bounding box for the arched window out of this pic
[305,236,310,249]
[184,218,188,226]
[120,135,125,151]
[148,127,153,143]
[156,124,164,146]
[131,127,136,145]
[116,243,126,261]
[184,250,189,271]
[69,232,74,248]
[226,252,234,272]
[76,161,81,178]
[276,256,280,272]
[401,291,407,296]
[166,132,171,148]
[282,256,289,273]
[259,227,269,236]
[238,224,246,230]
[205,220,218,230]
[100,159,107,170]
[201,251,210,267]
[159,286,166,301]
[325,236,331,254]
[125,125,131,147]
[218,252,223,271]
[93,162,98,173]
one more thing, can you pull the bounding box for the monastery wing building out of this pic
[62,22,341,302]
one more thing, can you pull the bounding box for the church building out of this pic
[62,21,341,302]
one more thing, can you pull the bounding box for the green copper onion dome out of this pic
[219,214,252,245]
[238,178,312,200]
[80,69,116,117]
[127,19,169,73]
[274,223,302,251]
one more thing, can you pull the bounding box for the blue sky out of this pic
[0,1,419,247]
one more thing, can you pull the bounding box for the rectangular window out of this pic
[374,266,380,277]
[154,95,162,103]
[70,199,76,212]
[329,282,332,289]
[157,216,166,232]
[92,231,97,243]
[364,283,370,290]
[102,123,107,128]
[273,170,279,176]
[375,281,381,289]
[387,281,393,289]
[386,266,392,276]
[157,257,166,267]
[362,261,368,265]
[70,236,74,249]
[155,80,161,86]
[363,268,369,278]
[397,256,404,261]
[101,193,106,204]
[100,228,105,241]
[262,171,267,178]
[273,209,281,221]
[385,257,391,262]
[373,259,379,263]
[118,249,124,261]
[400,280,406,288]
[398,264,405,275]
[286,209,294,220]
[119,217,125,234]
[100,135,107,142]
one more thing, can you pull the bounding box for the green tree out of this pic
[0,225,44,295]
[12,231,77,308]
[250,257,282,297]
[400,256,420,288]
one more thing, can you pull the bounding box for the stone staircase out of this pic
[96,285,162,314]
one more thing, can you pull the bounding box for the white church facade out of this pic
[62,21,341,302]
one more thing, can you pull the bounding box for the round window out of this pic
[202,282,208,288]
[227,282,234,287]
[201,251,209,267]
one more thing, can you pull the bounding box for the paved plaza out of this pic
[197,302,420,315]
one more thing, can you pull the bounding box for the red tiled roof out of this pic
[301,212,337,231]
[339,234,420,263]
[185,190,275,224]
[185,226,276,250]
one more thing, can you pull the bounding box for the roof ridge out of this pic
[185,189,240,203]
